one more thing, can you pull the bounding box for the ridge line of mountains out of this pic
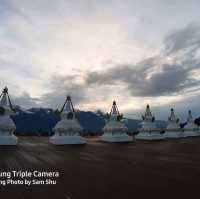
[10,107,200,136]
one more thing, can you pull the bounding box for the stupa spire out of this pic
[110,101,119,116]
[60,95,74,113]
[168,108,178,122]
[142,104,154,122]
[187,110,193,123]
[0,87,9,107]
[0,87,14,111]
[145,104,152,116]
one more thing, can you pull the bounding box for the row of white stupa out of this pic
[0,87,199,145]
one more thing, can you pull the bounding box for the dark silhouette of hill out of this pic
[12,108,105,136]
[11,107,167,136]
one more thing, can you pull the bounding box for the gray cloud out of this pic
[39,23,200,113]
[41,74,87,109]
[152,92,200,121]
[164,23,200,55]
[86,24,200,97]
[12,92,41,108]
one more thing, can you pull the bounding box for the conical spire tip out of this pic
[67,95,71,101]
[3,87,8,94]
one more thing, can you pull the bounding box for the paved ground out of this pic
[0,136,200,199]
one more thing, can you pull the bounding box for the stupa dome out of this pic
[101,101,132,142]
[49,95,86,145]
[0,87,17,145]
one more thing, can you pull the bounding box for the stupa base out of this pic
[183,131,200,137]
[0,135,18,145]
[164,131,186,139]
[49,135,86,145]
[101,134,133,143]
[135,132,165,140]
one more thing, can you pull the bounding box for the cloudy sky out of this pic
[0,0,200,120]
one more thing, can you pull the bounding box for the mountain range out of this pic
[10,107,169,136]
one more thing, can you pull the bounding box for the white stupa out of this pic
[0,87,17,145]
[164,108,185,138]
[135,105,164,140]
[183,110,199,137]
[101,101,132,142]
[49,96,86,145]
